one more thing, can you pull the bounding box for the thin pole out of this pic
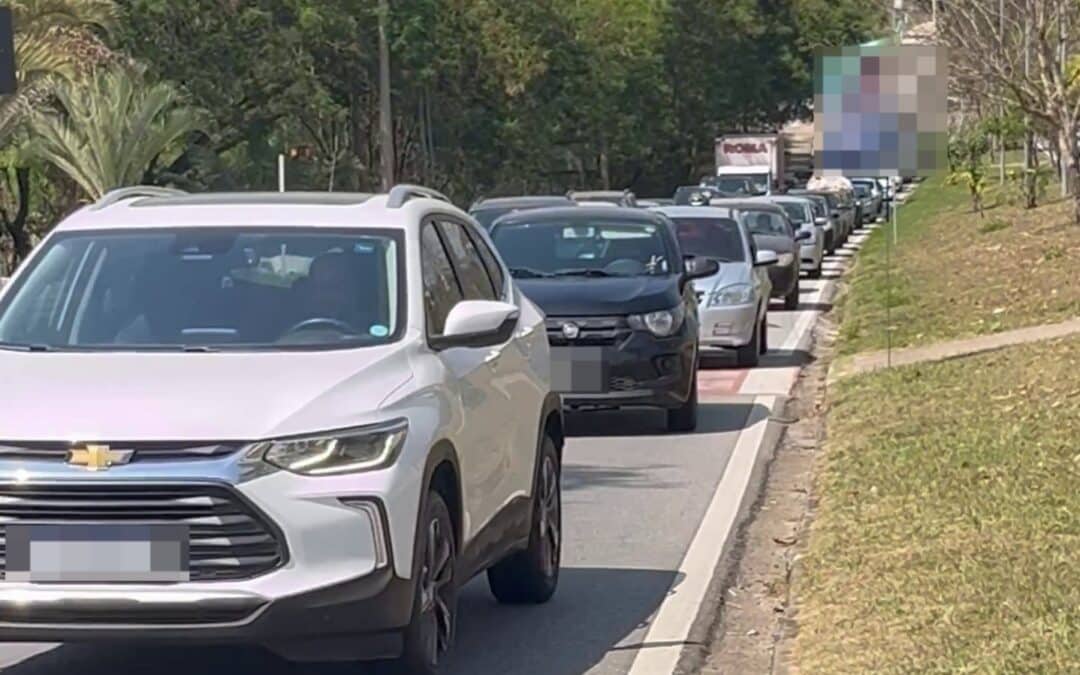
[1061,0,1069,197]
[377,0,395,191]
[278,154,285,193]
[999,0,1006,184]
[886,194,894,368]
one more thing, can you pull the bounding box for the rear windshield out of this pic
[742,210,791,237]
[775,202,808,224]
[0,228,404,351]
[670,217,746,262]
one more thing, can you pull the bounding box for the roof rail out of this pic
[386,184,451,209]
[95,186,188,210]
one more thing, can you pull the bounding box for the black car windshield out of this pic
[742,210,791,237]
[775,202,809,224]
[0,228,403,351]
[471,208,512,230]
[853,184,871,198]
[492,219,673,277]
[670,218,746,262]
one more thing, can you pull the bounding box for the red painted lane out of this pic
[697,369,749,398]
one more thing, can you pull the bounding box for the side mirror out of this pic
[684,255,721,280]
[754,250,779,267]
[794,229,812,242]
[431,300,519,350]
[814,217,828,226]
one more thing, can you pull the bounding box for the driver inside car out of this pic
[287,250,372,338]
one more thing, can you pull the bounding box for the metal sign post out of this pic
[278,154,286,193]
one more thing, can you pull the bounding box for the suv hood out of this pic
[516,275,682,316]
[0,346,413,442]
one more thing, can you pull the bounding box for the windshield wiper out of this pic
[0,342,53,352]
[550,268,614,278]
[508,266,552,279]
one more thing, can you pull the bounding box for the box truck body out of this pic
[713,134,785,195]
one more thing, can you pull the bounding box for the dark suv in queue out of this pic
[489,206,717,432]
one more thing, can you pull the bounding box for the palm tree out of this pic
[0,0,118,143]
[27,65,204,200]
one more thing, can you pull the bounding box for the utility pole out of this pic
[377,0,395,191]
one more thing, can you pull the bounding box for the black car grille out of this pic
[546,316,632,346]
[0,483,286,582]
[0,441,242,463]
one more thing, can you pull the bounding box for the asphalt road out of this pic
[0,225,871,675]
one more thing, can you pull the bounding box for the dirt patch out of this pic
[693,313,837,675]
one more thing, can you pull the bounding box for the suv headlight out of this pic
[708,283,754,306]
[628,304,685,337]
[258,419,408,476]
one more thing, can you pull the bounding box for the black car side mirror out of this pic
[684,256,721,280]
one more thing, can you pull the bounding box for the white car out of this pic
[0,185,563,674]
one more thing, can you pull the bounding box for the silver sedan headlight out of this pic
[258,419,408,476]
[777,252,795,267]
[708,283,754,307]
[628,304,686,337]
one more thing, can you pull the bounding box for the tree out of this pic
[27,65,203,200]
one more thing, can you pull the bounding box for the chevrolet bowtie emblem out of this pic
[68,444,134,471]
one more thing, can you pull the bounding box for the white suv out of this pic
[0,185,563,673]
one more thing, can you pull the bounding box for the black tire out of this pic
[666,371,698,432]
[808,266,822,279]
[488,436,561,604]
[735,315,761,367]
[783,281,800,310]
[759,314,769,354]
[390,491,457,675]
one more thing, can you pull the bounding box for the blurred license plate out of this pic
[551,347,607,394]
[5,524,189,583]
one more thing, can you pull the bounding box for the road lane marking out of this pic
[624,394,776,675]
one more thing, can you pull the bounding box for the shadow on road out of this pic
[562,463,683,492]
[0,569,679,675]
[565,402,764,438]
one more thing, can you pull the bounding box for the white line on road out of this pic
[623,394,776,675]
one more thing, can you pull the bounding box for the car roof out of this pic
[652,205,737,219]
[492,204,660,225]
[53,191,463,233]
[569,190,632,198]
[708,199,786,214]
[471,195,574,209]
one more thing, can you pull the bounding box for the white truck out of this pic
[712,134,786,195]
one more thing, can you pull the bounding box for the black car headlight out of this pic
[258,419,408,476]
[628,304,686,337]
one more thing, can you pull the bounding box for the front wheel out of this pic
[666,371,698,432]
[783,281,800,310]
[735,315,762,368]
[389,492,457,675]
[488,435,561,604]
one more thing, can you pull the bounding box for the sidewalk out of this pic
[829,316,1080,380]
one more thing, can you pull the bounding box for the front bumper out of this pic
[800,242,822,270]
[697,302,758,349]
[549,316,696,410]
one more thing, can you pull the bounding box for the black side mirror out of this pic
[684,256,721,280]
[794,229,812,242]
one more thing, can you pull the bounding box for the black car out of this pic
[489,206,718,432]
[673,185,733,206]
[469,195,577,230]
[710,199,807,310]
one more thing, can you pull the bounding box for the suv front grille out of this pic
[0,483,286,582]
[0,441,242,463]
[546,316,632,346]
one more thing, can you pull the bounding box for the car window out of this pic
[438,220,497,301]
[670,217,746,262]
[743,210,791,237]
[0,228,403,350]
[466,227,506,298]
[775,202,808,224]
[492,218,673,278]
[421,223,464,337]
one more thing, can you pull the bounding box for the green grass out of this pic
[796,337,1080,674]
[835,173,1080,355]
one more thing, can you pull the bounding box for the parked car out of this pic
[469,195,576,230]
[710,199,808,310]
[489,206,717,432]
[850,179,882,223]
[567,190,637,207]
[0,184,564,674]
[757,195,825,279]
[785,191,835,255]
[653,206,775,367]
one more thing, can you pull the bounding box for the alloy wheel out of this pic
[538,454,561,577]
[419,515,455,664]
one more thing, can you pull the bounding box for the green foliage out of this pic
[26,65,204,199]
[947,121,992,214]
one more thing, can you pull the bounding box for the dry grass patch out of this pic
[795,336,1080,673]
[837,174,1080,355]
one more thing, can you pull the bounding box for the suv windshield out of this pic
[742,210,791,237]
[492,219,673,277]
[0,228,403,351]
[670,217,746,262]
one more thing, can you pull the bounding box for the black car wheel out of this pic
[666,370,698,432]
[759,314,769,354]
[735,313,761,368]
[488,435,561,603]
[783,280,800,310]
[391,491,457,675]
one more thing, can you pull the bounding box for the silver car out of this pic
[654,206,775,367]
[757,196,825,278]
